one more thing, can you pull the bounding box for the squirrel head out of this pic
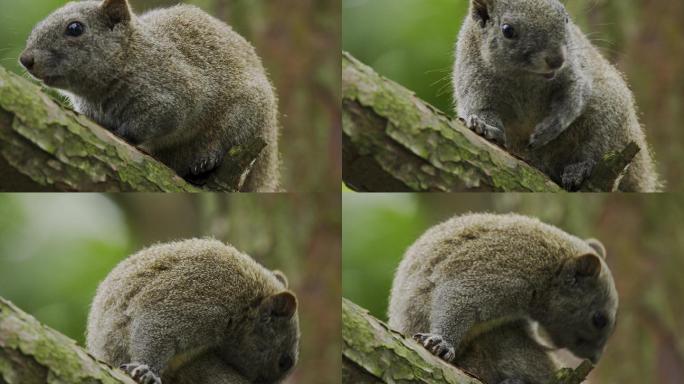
[537,238,618,364]
[20,0,134,95]
[468,0,571,80]
[221,274,300,384]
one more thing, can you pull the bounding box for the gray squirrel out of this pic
[388,213,618,384]
[86,239,299,384]
[453,0,659,191]
[20,0,280,191]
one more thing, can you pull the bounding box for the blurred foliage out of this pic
[0,193,341,384]
[342,193,684,383]
[0,0,341,192]
[343,0,684,190]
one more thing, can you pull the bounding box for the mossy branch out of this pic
[342,52,637,192]
[0,297,135,384]
[0,66,264,192]
[580,141,640,192]
[342,298,593,384]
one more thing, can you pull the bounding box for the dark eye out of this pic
[66,22,85,37]
[501,24,517,39]
[592,312,608,329]
[278,354,293,372]
[565,16,569,23]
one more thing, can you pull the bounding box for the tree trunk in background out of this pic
[567,0,684,188]
[218,194,342,384]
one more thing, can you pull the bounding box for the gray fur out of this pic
[21,0,280,191]
[458,320,557,384]
[388,213,619,382]
[86,239,299,384]
[453,0,660,191]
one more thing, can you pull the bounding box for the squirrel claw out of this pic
[120,363,162,384]
[466,115,506,147]
[187,151,225,179]
[413,333,456,363]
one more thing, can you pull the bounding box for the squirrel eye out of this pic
[592,312,608,329]
[66,22,85,37]
[278,354,293,371]
[501,24,517,39]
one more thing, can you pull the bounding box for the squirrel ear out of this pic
[571,253,602,278]
[585,239,607,260]
[272,270,289,288]
[263,291,297,319]
[472,0,493,27]
[101,0,132,26]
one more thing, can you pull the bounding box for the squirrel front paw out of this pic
[528,117,565,150]
[120,363,162,384]
[413,333,456,363]
[466,115,506,147]
[190,153,224,176]
[561,159,596,191]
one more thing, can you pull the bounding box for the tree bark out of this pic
[342,52,638,192]
[0,66,264,192]
[0,297,135,384]
[342,298,593,384]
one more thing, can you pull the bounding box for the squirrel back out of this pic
[87,238,299,384]
[389,213,618,378]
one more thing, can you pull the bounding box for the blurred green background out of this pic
[343,193,684,383]
[343,0,684,190]
[0,0,341,192]
[0,193,341,384]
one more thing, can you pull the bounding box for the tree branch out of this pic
[342,52,637,192]
[342,298,593,384]
[580,141,640,192]
[0,66,264,192]
[0,297,135,383]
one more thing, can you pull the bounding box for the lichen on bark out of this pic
[0,297,135,384]
[0,66,263,192]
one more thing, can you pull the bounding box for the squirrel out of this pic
[388,213,618,383]
[20,0,280,192]
[86,239,299,384]
[453,0,660,191]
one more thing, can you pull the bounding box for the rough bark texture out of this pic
[579,141,640,192]
[342,298,593,384]
[342,52,639,192]
[0,297,135,384]
[0,66,264,192]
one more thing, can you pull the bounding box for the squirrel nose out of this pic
[20,52,35,70]
[545,54,565,70]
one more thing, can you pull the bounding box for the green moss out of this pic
[0,66,201,192]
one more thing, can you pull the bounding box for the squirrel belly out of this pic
[453,0,660,191]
